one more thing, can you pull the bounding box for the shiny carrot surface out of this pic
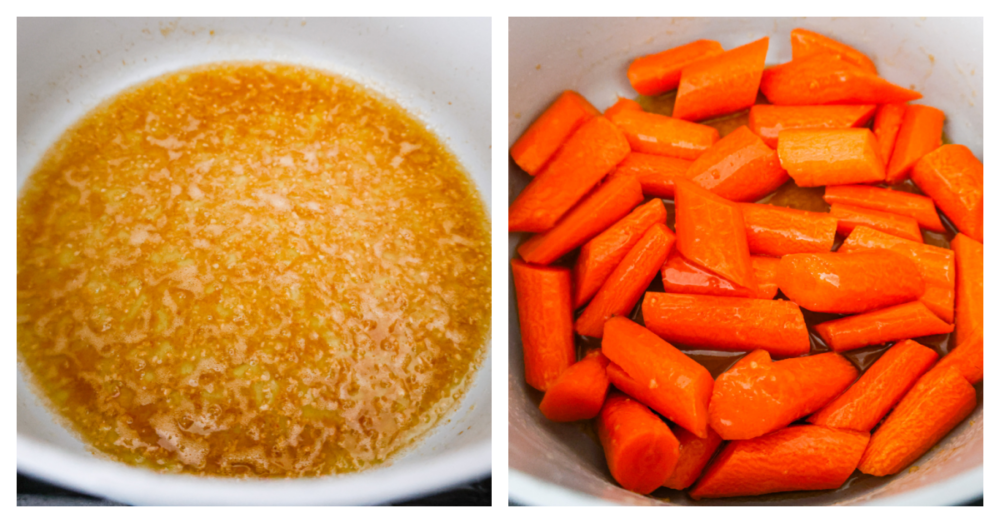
[823,185,946,232]
[511,90,600,175]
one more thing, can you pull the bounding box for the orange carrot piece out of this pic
[609,110,719,160]
[642,292,810,357]
[777,251,924,314]
[539,351,611,422]
[596,391,680,495]
[840,226,955,323]
[609,152,694,198]
[829,203,924,242]
[872,103,907,167]
[661,253,780,300]
[739,203,838,257]
[628,39,725,96]
[572,199,666,308]
[602,317,714,438]
[823,185,946,232]
[790,28,878,74]
[603,97,644,120]
[885,104,945,184]
[912,145,984,242]
[518,175,644,265]
[814,301,954,352]
[748,104,876,149]
[675,180,755,290]
[935,335,983,385]
[808,339,939,432]
[511,260,576,391]
[689,425,870,499]
[777,128,885,187]
[575,223,675,338]
[673,37,769,122]
[686,125,789,202]
[708,350,858,440]
[951,233,983,346]
[858,366,977,476]
[760,53,922,105]
[509,116,630,232]
[662,426,723,491]
[511,90,600,176]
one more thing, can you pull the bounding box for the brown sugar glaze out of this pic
[17,62,491,477]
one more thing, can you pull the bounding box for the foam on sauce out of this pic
[17,62,491,477]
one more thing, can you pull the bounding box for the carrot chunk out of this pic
[603,97,644,120]
[675,180,755,290]
[790,28,877,74]
[628,39,725,96]
[660,253,779,300]
[511,260,576,391]
[596,392,680,495]
[761,53,922,105]
[539,351,611,422]
[662,426,723,491]
[951,233,983,346]
[748,104,876,148]
[739,203,838,257]
[609,152,694,198]
[934,335,983,385]
[674,37,769,122]
[814,301,954,352]
[823,185,946,232]
[609,110,719,160]
[829,203,923,242]
[777,128,885,187]
[912,145,984,242]
[872,103,908,166]
[511,90,600,176]
[686,125,789,202]
[885,104,946,184]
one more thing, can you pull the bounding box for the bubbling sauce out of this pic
[17,63,491,477]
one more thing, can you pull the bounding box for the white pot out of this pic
[17,17,492,506]
[508,17,982,506]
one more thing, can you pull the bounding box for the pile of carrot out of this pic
[511,27,983,501]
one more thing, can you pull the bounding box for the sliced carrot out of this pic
[790,28,877,74]
[686,125,789,202]
[572,199,666,308]
[689,425,870,499]
[609,152,694,198]
[760,53,922,105]
[951,233,983,346]
[602,317,714,438]
[748,104,876,149]
[518,175,644,265]
[511,90,600,176]
[609,110,719,160]
[661,253,779,300]
[674,180,754,290]
[708,350,858,440]
[823,185,946,232]
[858,366,977,476]
[777,251,924,314]
[662,426,723,491]
[628,39,725,96]
[603,97,644,120]
[912,145,984,242]
[575,223,675,338]
[872,103,908,167]
[777,128,885,187]
[642,292,810,357]
[539,351,611,422]
[509,116,630,232]
[511,260,576,391]
[814,301,954,352]
[596,391,680,495]
[674,37,769,122]
[829,203,924,242]
[885,104,946,184]
[934,335,983,385]
[808,339,939,432]
[740,203,838,257]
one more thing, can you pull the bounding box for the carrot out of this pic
[709,350,858,440]
[951,233,983,346]
[686,125,789,202]
[575,223,675,338]
[539,351,611,422]
[518,175,644,265]
[740,203,838,257]
[674,180,755,290]
[572,199,666,308]
[642,292,810,357]
[808,339,939,432]
[858,366,977,477]
[511,260,576,391]
[760,53,922,105]
[662,426,723,491]
[814,301,954,353]
[511,90,600,176]
[777,251,925,314]
[689,425,870,499]
[885,104,946,184]
[777,128,885,187]
[823,184,946,232]
[934,335,983,385]
[596,391,680,495]
[840,226,955,323]
[661,253,780,300]
[602,317,714,438]
[748,104,876,149]
[872,103,908,167]
[509,116,630,232]
[673,37,769,122]
[628,39,725,96]
[603,97,644,120]
[829,203,924,242]
[609,110,719,160]
[790,28,878,74]
[609,152,694,198]
[912,145,984,242]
